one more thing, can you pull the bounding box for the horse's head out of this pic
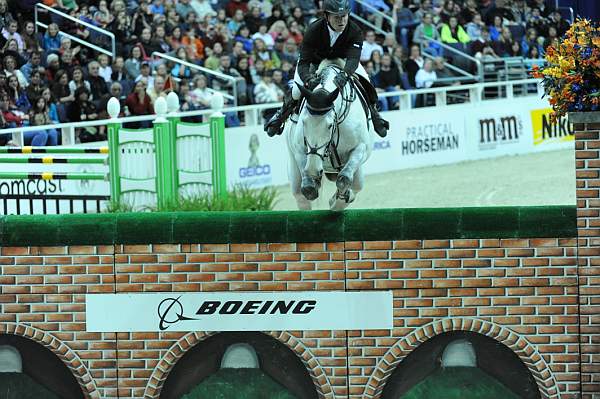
[296,68,343,180]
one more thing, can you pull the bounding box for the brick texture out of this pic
[575,122,600,399]
[0,235,591,398]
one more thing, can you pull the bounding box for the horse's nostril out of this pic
[318,170,324,177]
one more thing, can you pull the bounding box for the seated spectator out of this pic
[204,42,223,70]
[439,0,460,24]
[375,53,402,111]
[466,13,485,41]
[98,82,126,120]
[52,69,74,107]
[253,69,283,121]
[432,57,456,84]
[43,88,60,123]
[125,46,143,80]
[361,30,383,63]
[3,38,26,67]
[21,21,42,55]
[280,38,298,64]
[45,53,61,82]
[393,0,419,50]
[236,56,254,99]
[0,92,27,127]
[230,40,248,65]
[287,20,303,45]
[440,15,470,45]
[2,20,23,52]
[269,21,289,43]
[507,40,522,57]
[471,26,499,58]
[26,70,44,103]
[543,26,558,51]
[521,28,542,59]
[59,50,76,77]
[146,74,167,103]
[245,6,264,34]
[4,56,26,88]
[150,0,166,16]
[370,50,382,75]
[97,54,112,83]
[271,68,286,93]
[27,97,58,146]
[415,0,433,21]
[42,23,62,54]
[460,0,479,25]
[188,74,212,110]
[191,0,216,20]
[235,25,254,53]
[496,27,514,56]
[227,9,245,37]
[137,28,161,60]
[413,13,441,56]
[526,7,547,37]
[226,0,248,17]
[87,61,109,100]
[171,48,193,79]
[267,6,285,28]
[531,0,553,18]
[6,74,30,114]
[252,38,280,71]
[548,10,569,37]
[181,28,204,63]
[488,15,503,41]
[68,87,104,142]
[111,11,136,51]
[404,44,424,88]
[176,0,194,18]
[510,0,530,26]
[154,25,172,54]
[20,51,43,83]
[415,58,437,107]
[125,80,153,128]
[111,56,127,82]
[169,26,184,50]
[68,66,91,97]
[252,23,275,50]
[215,54,247,104]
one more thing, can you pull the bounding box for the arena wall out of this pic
[0,119,597,399]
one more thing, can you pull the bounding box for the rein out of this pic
[303,65,356,171]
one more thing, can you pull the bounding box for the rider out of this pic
[264,0,390,138]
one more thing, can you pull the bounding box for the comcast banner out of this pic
[86,291,393,332]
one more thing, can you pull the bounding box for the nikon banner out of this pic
[86,291,394,332]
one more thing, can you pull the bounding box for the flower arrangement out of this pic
[532,19,600,118]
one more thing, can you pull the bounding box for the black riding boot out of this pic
[369,103,389,138]
[264,91,297,137]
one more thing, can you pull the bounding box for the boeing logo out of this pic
[157,296,198,331]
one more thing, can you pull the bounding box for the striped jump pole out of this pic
[0,157,107,164]
[0,146,109,154]
[0,172,108,180]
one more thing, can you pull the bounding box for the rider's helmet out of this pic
[323,0,351,16]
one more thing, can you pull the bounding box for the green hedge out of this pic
[0,373,60,399]
[401,367,520,399]
[0,206,576,246]
[180,368,296,399]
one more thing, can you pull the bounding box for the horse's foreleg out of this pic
[289,147,313,210]
[337,143,367,193]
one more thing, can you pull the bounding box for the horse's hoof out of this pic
[336,174,352,192]
[302,185,318,201]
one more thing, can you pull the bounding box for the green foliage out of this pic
[0,373,60,399]
[401,367,521,399]
[180,368,297,399]
[156,185,279,212]
[104,185,279,213]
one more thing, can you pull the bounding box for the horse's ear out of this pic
[326,87,340,104]
[296,82,313,100]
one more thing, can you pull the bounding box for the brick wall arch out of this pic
[363,318,560,399]
[144,331,335,399]
[0,323,100,399]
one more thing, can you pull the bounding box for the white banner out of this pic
[224,125,289,189]
[86,291,393,332]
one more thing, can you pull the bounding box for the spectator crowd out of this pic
[0,0,570,145]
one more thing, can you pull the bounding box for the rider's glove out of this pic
[333,73,349,89]
[305,77,320,90]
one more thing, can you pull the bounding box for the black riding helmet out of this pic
[323,0,351,16]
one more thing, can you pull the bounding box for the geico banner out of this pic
[224,125,289,189]
[364,108,466,175]
[86,291,393,332]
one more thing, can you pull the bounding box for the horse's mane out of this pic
[316,59,344,76]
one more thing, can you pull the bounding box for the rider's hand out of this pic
[305,77,320,90]
[334,73,349,89]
